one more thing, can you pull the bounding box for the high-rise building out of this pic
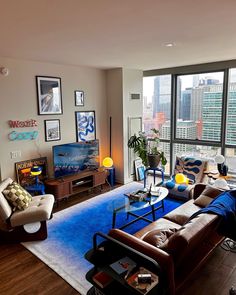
[161,120,197,155]
[180,88,191,120]
[153,76,171,120]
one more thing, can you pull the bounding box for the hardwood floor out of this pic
[0,184,235,295]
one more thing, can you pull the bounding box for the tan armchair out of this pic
[0,178,54,242]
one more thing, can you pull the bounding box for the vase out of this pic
[147,154,160,168]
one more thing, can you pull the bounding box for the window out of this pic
[226,68,236,145]
[143,75,171,175]
[143,61,236,177]
[176,72,224,141]
[143,75,171,139]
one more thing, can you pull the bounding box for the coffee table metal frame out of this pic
[112,187,168,230]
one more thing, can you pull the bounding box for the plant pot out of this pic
[147,154,160,168]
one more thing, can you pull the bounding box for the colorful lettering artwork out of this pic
[8,131,39,141]
[8,119,37,128]
[8,119,38,141]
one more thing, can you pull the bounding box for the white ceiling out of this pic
[1,0,236,70]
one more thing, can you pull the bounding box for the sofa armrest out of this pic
[109,228,175,295]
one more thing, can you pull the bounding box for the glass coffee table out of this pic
[110,187,168,230]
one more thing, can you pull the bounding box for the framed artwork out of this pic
[75,111,96,142]
[44,119,61,142]
[36,76,63,115]
[15,157,48,187]
[75,90,84,106]
[134,158,145,181]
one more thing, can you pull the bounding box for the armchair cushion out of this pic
[3,181,32,211]
[164,156,209,200]
[174,156,208,183]
[10,194,54,227]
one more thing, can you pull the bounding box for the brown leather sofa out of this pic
[109,184,225,295]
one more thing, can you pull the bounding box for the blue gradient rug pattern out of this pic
[22,182,183,294]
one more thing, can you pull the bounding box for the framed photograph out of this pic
[15,157,48,187]
[134,158,145,181]
[75,111,96,142]
[75,90,84,106]
[44,119,61,142]
[36,76,63,115]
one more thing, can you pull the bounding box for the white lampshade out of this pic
[215,155,225,164]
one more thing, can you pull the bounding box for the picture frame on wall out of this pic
[36,76,63,115]
[44,119,61,142]
[15,157,48,187]
[75,90,84,106]
[75,111,96,142]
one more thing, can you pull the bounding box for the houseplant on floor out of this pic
[128,128,167,168]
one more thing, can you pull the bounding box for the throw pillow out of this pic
[142,228,178,248]
[3,181,32,211]
[193,185,223,207]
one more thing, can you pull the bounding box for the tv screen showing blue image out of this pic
[53,140,99,178]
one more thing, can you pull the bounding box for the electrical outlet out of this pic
[10,151,21,159]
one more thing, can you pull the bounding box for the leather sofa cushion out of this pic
[193,185,223,207]
[134,218,181,239]
[142,228,178,248]
[164,199,201,225]
[165,213,219,264]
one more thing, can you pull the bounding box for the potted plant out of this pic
[128,128,167,168]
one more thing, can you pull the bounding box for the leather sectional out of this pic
[109,184,225,295]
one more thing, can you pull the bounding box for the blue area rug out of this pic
[22,182,182,294]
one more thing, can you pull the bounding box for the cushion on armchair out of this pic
[164,156,209,200]
[3,181,32,211]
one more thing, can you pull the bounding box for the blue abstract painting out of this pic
[75,111,96,142]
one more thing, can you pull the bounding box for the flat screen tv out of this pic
[53,140,99,178]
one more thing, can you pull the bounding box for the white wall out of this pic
[106,68,124,183]
[123,69,143,183]
[106,68,143,184]
[0,57,108,180]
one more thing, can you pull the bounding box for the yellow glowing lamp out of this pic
[102,157,113,168]
[175,173,189,184]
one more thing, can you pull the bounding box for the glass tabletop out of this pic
[109,187,168,214]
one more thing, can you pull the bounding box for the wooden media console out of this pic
[45,170,107,201]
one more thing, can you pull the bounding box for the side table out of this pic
[144,167,164,188]
[106,167,115,187]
